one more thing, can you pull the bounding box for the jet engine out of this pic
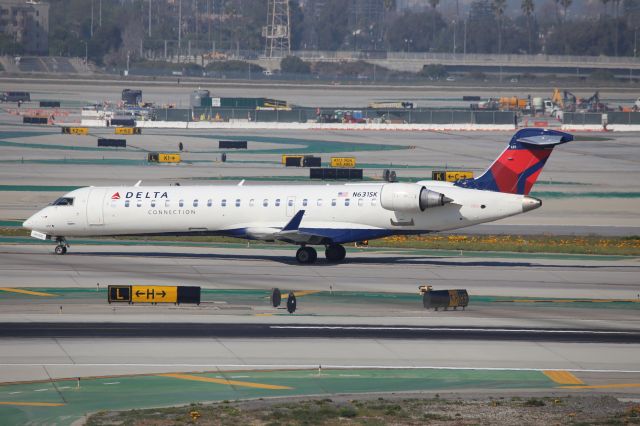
[380,183,452,213]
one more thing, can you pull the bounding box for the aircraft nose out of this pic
[23,217,34,229]
[23,212,44,230]
[522,196,542,213]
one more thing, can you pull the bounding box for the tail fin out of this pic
[455,128,573,195]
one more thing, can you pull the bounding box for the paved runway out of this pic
[3,322,639,343]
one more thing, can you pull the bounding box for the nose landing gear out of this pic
[54,237,69,255]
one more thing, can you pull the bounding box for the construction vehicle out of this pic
[498,96,527,111]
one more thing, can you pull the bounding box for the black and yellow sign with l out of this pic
[108,285,131,303]
[108,285,199,304]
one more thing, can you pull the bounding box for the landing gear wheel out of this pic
[325,244,346,262]
[296,246,317,264]
[54,245,67,255]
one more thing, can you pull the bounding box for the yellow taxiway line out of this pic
[0,401,65,407]
[0,288,56,297]
[543,370,585,385]
[159,373,292,390]
[559,383,640,389]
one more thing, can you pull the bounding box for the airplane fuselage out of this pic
[24,182,536,245]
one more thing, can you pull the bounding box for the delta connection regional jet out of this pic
[23,128,572,264]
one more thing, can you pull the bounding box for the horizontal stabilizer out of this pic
[517,134,572,146]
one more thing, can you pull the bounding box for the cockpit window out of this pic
[52,197,74,206]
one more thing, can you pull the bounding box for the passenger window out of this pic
[221,199,227,207]
[125,200,130,207]
[250,199,255,207]
[263,199,268,207]
[193,199,198,207]
[275,199,281,207]
[179,199,184,207]
[345,198,350,206]
[288,199,294,207]
[358,199,363,207]
[302,199,308,207]
[207,199,213,207]
[235,199,241,207]
[136,200,142,207]
[151,200,156,208]
[165,200,170,208]
[317,199,323,206]
[331,199,336,206]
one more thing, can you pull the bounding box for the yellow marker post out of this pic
[131,286,178,303]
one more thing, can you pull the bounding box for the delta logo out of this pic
[111,192,121,200]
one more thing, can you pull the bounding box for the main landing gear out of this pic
[54,237,69,255]
[295,244,346,264]
[296,246,317,264]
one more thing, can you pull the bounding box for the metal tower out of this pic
[263,0,291,58]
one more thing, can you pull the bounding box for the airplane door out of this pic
[286,196,296,217]
[86,188,107,226]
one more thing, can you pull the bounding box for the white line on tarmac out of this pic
[269,326,637,335]
[1,364,640,374]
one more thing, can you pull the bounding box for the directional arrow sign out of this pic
[131,286,178,303]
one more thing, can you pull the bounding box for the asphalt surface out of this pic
[2,322,640,343]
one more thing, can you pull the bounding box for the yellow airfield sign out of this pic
[432,170,474,182]
[330,157,356,168]
[131,285,178,303]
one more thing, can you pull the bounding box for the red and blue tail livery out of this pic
[455,128,573,195]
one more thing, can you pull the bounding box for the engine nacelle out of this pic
[380,183,452,213]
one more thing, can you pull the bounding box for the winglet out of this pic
[281,210,305,232]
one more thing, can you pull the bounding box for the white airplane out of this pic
[23,128,573,264]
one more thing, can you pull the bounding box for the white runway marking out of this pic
[269,326,637,335]
[103,382,120,385]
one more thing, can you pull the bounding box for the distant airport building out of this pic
[0,0,49,54]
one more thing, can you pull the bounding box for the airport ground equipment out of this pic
[122,89,142,106]
[219,140,247,149]
[98,138,126,148]
[1,91,30,102]
[432,170,474,182]
[383,169,397,182]
[61,127,89,135]
[115,127,141,135]
[108,285,200,305]
[147,153,181,163]
[420,285,469,311]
